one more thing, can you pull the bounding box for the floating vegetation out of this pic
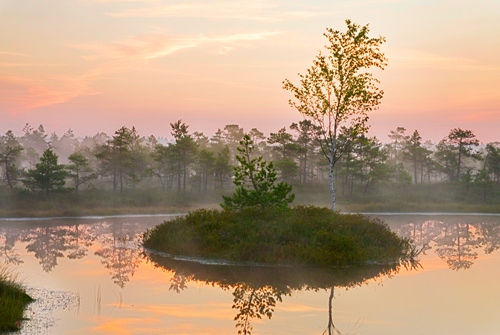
[12,286,79,335]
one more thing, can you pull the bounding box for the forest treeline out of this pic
[1,121,500,213]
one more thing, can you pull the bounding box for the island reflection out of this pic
[145,252,414,335]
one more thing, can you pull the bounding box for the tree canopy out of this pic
[283,19,387,210]
[23,149,68,194]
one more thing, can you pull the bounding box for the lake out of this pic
[1,213,500,335]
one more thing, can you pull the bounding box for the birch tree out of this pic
[283,20,387,210]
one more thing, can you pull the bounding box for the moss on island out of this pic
[142,206,413,266]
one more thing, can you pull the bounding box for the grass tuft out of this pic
[0,264,34,332]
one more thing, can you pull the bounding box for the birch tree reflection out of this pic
[146,252,404,335]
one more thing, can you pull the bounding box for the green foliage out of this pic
[0,130,24,189]
[170,120,198,194]
[436,128,480,182]
[485,143,500,182]
[283,19,387,210]
[221,135,295,211]
[142,206,413,266]
[95,126,148,193]
[22,149,68,194]
[67,152,97,193]
[0,264,33,332]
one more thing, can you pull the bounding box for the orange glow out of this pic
[1,1,499,142]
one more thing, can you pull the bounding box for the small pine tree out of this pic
[23,149,68,194]
[221,135,295,211]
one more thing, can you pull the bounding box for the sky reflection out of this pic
[1,214,500,334]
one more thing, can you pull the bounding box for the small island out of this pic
[143,135,415,266]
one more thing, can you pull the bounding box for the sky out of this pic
[1,0,499,143]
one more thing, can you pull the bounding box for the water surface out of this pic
[1,213,499,334]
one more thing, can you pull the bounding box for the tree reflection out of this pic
[23,226,71,272]
[146,252,407,335]
[0,226,23,265]
[232,283,288,335]
[0,219,146,287]
[476,220,500,254]
[391,216,500,270]
[21,222,98,272]
[324,287,342,335]
[434,222,479,270]
[93,221,143,288]
[66,223,96,259]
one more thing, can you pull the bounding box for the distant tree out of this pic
[283,20,387,210]
[221,135,294,211]
[150,143,175,193]
[126,127,148,188]
[67,152,97,193]
[222,124,245,161]
[436,128,480,181]
[195,148,216,193]
[210,129,226,153]
[274,157,299,183]
[484,143,500,182]
[290,120,320,184]
[51,129,79,164]
[19,123,49,158]
[419,141,435,184]
[248,128,266,144]
[248,128,267,155]
[394,163,413,197]
[23,149,68,194]
[0,130,24,189]
[402,130,423,184]
[387,127,409,163]
[434,141,458,182]
[267,127,296,160]
[170,120,197,194]
[473,170,494,201]
[193,131,209,149]
[214,146,233,191]
[95,126,146,193]
[354,136,392,194]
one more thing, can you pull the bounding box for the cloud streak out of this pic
[391,49,500,71]
[2,29,279,112]
[0,51,28,57]
[107,0,323,21]
[0,75,96,111]
[75,31,280,62]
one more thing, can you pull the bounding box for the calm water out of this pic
[1,213,500,335]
